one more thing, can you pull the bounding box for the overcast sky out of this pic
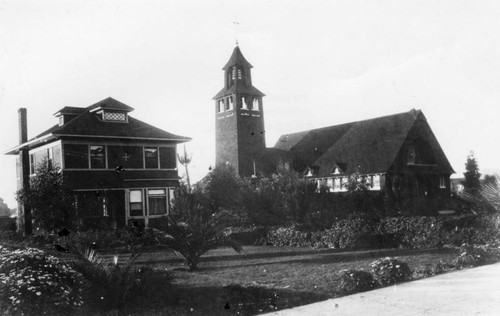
[1,0,499,208]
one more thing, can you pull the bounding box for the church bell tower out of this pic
[214,45,266,177]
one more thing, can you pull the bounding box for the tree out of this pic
[240,161,316,226]
[196,164,243,212]
[463,151,481,195]
[16,158,75,232]
[156,185,241,271]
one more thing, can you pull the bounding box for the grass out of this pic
[92,246,458,315]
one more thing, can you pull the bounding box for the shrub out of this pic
[370,257,412,286]
[224,226,268,245]
[72,249,173,313]
[338,269,378,294]
[266,226,314,247]
[453,244,500,269]
[0,246,84,315]
[377,217,441,249]
[321,214,376,249]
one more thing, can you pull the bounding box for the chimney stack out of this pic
[17,107,32,235]
[18,108,28,144]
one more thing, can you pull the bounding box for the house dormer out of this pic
[87,97,134,123]
[54,107,86,126]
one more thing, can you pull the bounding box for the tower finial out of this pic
[233,21,239,46]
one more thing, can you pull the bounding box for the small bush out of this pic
[266,226,313,247]
[370,257,412,286]
[225,226,268,245]
[338,269,378,294]
[0,246,84,315]
[321,214,376,249]
[453,244,500,269]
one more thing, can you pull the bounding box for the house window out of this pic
[440,176,446,189]
[90,145,106,169]
[103,111,127,122]
[29,154,35,174]
[108,146,143,169]
[144,147,158,169]
[159,147,176,169]
[407,146,416,164]
[64,144,89,169]
[129,190,144,217]
[148,189,167,215]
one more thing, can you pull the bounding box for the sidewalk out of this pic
[262,262,500,315]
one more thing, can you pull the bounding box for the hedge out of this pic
[266,214,500,249]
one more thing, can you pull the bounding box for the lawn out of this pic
[96,246,458,315]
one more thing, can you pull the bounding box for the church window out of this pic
[237,69,243,80]
[144,147,159,169]
[241,97,248,109]
[218,100,225,113]
[333,178,341,192]
[252,98,260,111]
[232,67,236,80]
[407,146,416,164]
[439,176,446,189]
[371,175,381,190]
[228,96,234,110]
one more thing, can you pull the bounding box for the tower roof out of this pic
[222,46,253,70]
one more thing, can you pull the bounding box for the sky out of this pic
[1,0,499,209]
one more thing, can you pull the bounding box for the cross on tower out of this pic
[233,21,239,45]
[122,153,131,162]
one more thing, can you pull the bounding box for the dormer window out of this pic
[102,111,127,122]
[58,116,64,126]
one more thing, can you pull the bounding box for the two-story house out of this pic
[6,97,190,231]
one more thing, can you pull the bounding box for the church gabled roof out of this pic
[273,109,454,176]
[222,46,253,70]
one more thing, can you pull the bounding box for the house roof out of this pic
[274,109,454,176]
[5,97,191,155]
[222,46,253,70]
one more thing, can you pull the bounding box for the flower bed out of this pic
[0,246,84,315]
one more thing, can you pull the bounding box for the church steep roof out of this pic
[213,84,265,99]
[222,46,253,70]
[274,109,454,176]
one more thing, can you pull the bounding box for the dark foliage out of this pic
[370,257,412,286]
[154,185,242,271]
[338,269,378,294]
[16,158,75,232]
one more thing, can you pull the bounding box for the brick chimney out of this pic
[18,108,32,235]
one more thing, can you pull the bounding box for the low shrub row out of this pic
[266,214,500,250]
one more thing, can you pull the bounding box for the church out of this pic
[214,45,454,206]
